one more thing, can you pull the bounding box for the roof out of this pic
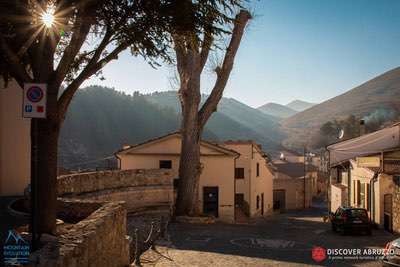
[272,161,317,178]
[279,149,303,157]
[327,123,400,166]
[223,140,269,158]
[115,132,240,157]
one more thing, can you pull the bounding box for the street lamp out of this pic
[304,149,315,208]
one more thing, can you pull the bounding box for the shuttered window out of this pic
[235,168,245,179]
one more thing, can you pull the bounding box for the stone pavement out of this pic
[140,205,399,267]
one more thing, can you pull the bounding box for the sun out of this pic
[41,5,55,28]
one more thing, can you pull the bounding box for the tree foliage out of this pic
[0,0,253,232]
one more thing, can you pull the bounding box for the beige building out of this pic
[0,79,31,196]
[328,123,400,233]
[115,133,239,223]
[223,141,274,219]
[272,160,317,211]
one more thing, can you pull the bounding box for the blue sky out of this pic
[83,0,400,108]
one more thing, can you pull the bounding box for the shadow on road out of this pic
[159,203,398,266]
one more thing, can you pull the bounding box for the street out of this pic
[142,205,398,266]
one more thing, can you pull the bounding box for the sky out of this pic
[82,0,400,108]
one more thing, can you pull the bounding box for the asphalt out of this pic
[142,203,399,266]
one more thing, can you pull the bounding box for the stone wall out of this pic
[393,178,400,234]
[28,169,174,266]
[57,169,174,214]
[30,199,130,267]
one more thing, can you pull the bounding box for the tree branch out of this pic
[57,42,129,122]
[93,42,129,71]
[0,33,33,86]
[51,10,92,89]
[199,31,213,72]
[198,10,251,128]
[172,34,188,78]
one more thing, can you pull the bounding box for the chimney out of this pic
[360,119,366,136]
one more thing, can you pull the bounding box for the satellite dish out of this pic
[338,129,344,139]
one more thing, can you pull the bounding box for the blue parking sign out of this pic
[25,105,33,112]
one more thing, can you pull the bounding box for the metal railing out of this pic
[132,216,170,267]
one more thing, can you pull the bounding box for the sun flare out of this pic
[41,6,55,28]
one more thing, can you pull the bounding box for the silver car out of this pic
[383,238,400,267]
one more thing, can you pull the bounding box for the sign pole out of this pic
[23,83,47,253]
[31,118,38,252]
[304,146,306,209]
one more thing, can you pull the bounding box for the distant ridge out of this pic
[282,67,400,149]
[286,100,316,112]
[145,91,284,150]
[60,87,286,168]
[257,102,297,118]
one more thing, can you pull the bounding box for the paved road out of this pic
[142,205,399,266]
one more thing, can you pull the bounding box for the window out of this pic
[256,195,260,209]
[256,163,260,177]
[394,176,400,186]
[349,209,368,219]
[235,168,245,179]
[355,181,361,206]
[353,180,356,205]
[159,160,172,169]
[366,184,370,211]
[173,178,179,189]
[360,183,366,208]
[341,171,348,186]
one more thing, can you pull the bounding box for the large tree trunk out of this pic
[173,10,251,217]
[31,90,60,234]
[175,78,203,216]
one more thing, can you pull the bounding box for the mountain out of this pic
[257,102,297,118]
[282,67,400,149]
[145,91,284,147]
[286,100,316,112]
[59,87,285,169]
[59,86,181,169]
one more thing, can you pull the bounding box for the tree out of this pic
[169,1,251,215]
[0,0,170,234]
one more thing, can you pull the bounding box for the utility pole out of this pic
[304,146,306,209]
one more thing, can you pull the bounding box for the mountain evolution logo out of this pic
[3,230,30,265]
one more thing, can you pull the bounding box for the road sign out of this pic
[23,83,47,118]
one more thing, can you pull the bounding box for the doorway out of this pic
[273,190,286,212]
[203,187,219,218]
[384,194,393,232]
[235,193,244,208]
[261,193,264,215]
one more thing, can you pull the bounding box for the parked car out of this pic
[329,206,371,235]
[382,238,400,267]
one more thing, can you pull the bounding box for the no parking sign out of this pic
[23,83,47,118]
